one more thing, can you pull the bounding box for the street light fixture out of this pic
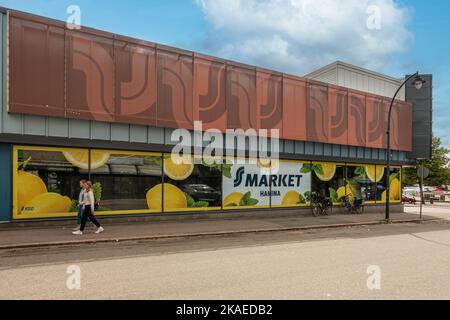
[385,72,426,222]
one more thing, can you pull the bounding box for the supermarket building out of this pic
[0,9,432,223]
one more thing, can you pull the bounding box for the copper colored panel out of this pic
[366,95,387,149]
[282,76,307,141]
[66,31,115,122]
[348,91,366,147]
[115,41,157,126]
[307,82,329,143]
[157,49,193,129]
[390,101,412,151]
[227,64,257,130]
[256,70,282,135]
[328,87,348,145]
[194,55,227,131]
[9,16,65,117]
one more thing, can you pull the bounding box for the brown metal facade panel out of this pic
[256,70,282,135]
[226,64,257,130]
[397,102,413,151]
[156,49,194,129]
[366,95,386,149]
[115,40,157,126]
[9,16,65,117]
[328,86,348,145]
[6,10,413,151]
[307,81,329,143]
[348,90,367,147]
[66,30,115,122]
[193,55,227,131]
[282,76,307,141]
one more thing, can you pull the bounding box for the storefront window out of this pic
[14,146,88,219]
[162,155,222,212]
[346,165,378,203]
[376,165,401,203]
[13,145,403,219]
[308,162,346,204]
[89,150,163,213]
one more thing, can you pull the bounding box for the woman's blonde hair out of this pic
[85,181,93,191]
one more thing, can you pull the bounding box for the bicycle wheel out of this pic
[312,205,320,217]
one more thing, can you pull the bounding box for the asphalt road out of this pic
[1,220,450,300]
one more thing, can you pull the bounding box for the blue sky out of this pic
[1,0,448,151]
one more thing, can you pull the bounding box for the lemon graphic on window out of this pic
[63,150,110,170]
[315,163,336,181]
[336,186,347,200]
[146,183,187,210]
[164,156,194,181]
[365,165,384,183]
[282,191,301,205]
[257,159,279,173]
[21,193,71,215]
[224,192,244,207]
[381,178,401,201]
[17,170,47,213]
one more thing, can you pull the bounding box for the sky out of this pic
[1,0,449,151]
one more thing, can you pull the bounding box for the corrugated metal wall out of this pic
[307,63,406,101]
[0,11,406,163]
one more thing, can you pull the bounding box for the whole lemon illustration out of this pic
[365,165,384,183]
[21,193,71,215]
[146,183,187,210]
[224,192,244,207]
[17,171,47,212]
[282,191,301,205]
[164,156,194,181]
[390,178,400,200]
[316,163,336,181]
[344,185,355,202]
[382,178,401,201]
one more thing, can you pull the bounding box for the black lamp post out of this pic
[385,72,426,221]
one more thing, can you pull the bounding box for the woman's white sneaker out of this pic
[72,230,83,235]
[95,226,104,234]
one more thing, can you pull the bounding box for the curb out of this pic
[0,218,438,251]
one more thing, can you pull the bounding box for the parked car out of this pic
[181,184,222,206]
[402,195,416,204]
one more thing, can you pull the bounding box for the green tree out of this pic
[403,136,450,187]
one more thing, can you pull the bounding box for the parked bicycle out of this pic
[311,193,333,217]
[342,195,364,214]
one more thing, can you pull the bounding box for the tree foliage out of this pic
[403,136,450,187]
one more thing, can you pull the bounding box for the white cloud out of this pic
[195,0,412,75]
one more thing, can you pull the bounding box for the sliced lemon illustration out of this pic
[336,186,346,200]
[146,183,187,210]
[17,171,48,212]
[163,156,194,181]
[365,165,384,183]
[21,193,71,215]
[282,191,300,205]
[257,159,279,173]
[63,150,110,170]
[224,192,244,207]
[316,163,336,181]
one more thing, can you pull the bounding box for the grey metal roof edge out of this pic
[304,60,404,84]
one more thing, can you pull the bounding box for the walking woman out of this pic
[72,181,104,235]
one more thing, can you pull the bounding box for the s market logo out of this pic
[233,167,303,188]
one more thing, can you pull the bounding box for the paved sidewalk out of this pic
[0,211,438,250]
